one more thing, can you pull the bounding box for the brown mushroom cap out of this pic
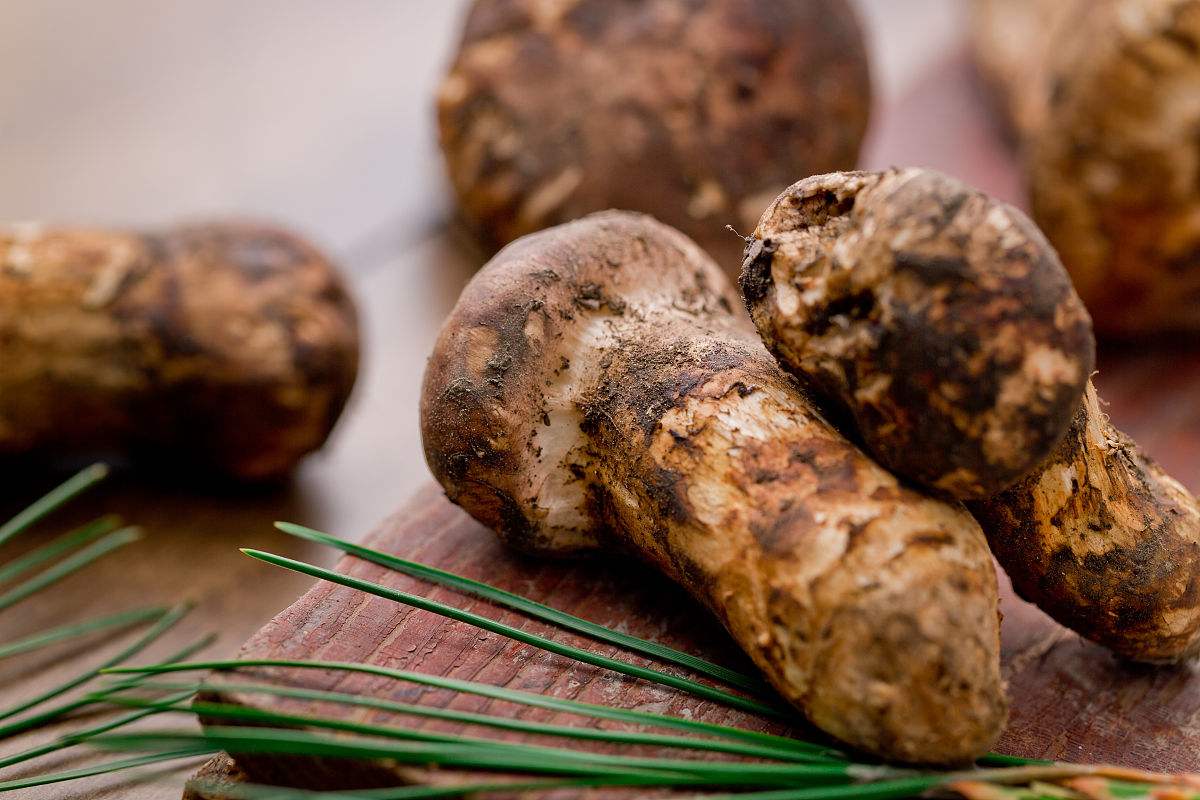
[741,169,1096,500]
[437,0,872,271]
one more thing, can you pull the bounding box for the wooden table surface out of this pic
[5,2,1200,797]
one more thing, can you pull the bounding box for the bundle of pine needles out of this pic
[2,467,1199,799]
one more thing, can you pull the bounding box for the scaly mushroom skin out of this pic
[740,169,1095,500]
[421,211,1005,765]
[0,222,359,480]
[437,0,871,270]
[972,0,1200,336]
[973,383,1200,663]
[742,170,1200,663]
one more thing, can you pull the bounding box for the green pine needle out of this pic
[0,514,121,585]
[86,631,218,703]
[0,606,166,660]
[91,726,871,786]
[180,776,954,800]
[0,749,205,792]
[185,777,573,800]
[106,694,847,775]
[104,678,834,763]
[704,776,949,800]
[0,463,109,549]
[239,548,784,718]
[102,658,831,755]
[1097,779,1200,800]
[274,521,771,697]
[0,526,142,612]
[0,689,195,770]
[0,601,193,733]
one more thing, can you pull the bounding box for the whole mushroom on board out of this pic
[437,0,872,270]
[741,168,1200,663]
[972,0,1200,336]
[421,211,1006,765]
[0,222,359,481]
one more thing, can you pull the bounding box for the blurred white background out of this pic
[0,1,965,260]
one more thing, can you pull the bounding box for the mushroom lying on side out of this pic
[742,169,1200,663]
[421,210,1006,764]
[0,222,359,481]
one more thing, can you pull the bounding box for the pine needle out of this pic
[0,602,193,733]
[274,521,771,697]
[103,658,827,756]
[0,632,213,773]
[0,750,205,792]
[87,631,218,702]
[0,514,121,584]
[240,548,784,718]
[0,463,109,549]
[106,678,833,763]
[91,726,872,786]
[107,694,846,774]
[0,526,142,612]
[0,606,166,660]
[702,776,948,800]
[0,689,196,770]
[184,777,572,800]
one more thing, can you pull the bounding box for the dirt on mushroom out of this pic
[421,210,1007,765]
[0,222,359,481]
[740,168,1095,500]
[741,168,1200,664]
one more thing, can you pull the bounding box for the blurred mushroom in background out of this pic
[973,0,1200,337]
[0,221,359,481]
[438,0,872,271]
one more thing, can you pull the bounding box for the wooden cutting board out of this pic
[186,333,1200,795]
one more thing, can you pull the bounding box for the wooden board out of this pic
[191,326,1200,792]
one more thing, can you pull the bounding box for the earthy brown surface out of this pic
[420,212,1004,764]
[737,167,1200,663]
[0,222,359,480]
[437,0,871,270]
[972,0,1200,336]
[740,168,1095,500]
[972,380,1200,663]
